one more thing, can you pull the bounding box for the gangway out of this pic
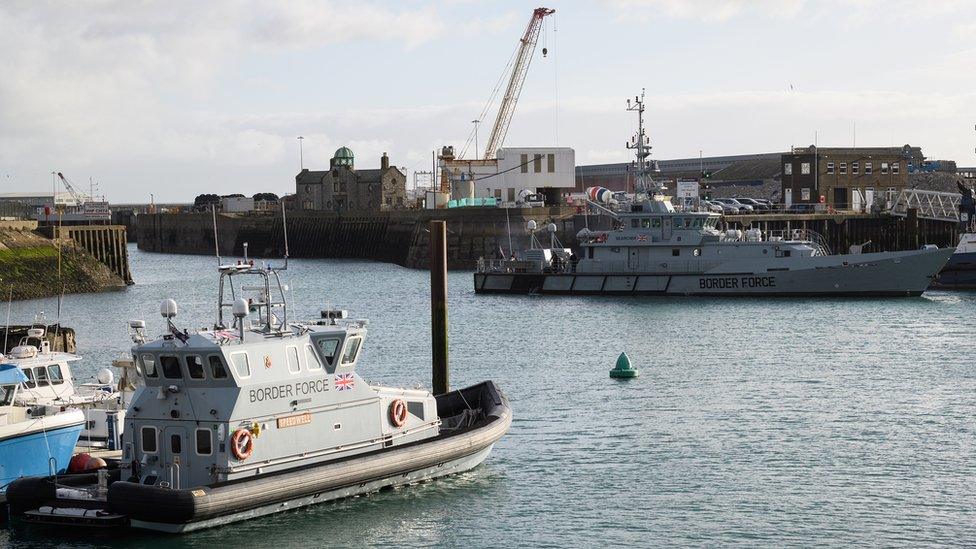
[890,188,960,222]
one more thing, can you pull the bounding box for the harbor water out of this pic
[3,244,975,547]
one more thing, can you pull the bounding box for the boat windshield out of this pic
[0,384,15,406]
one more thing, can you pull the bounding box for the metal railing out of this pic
[890,189,960,222]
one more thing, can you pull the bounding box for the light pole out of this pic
[297,136,305,170]
[471,120,480,159]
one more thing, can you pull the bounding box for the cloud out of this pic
[608,0,973,24]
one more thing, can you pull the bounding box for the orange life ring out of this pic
[389,399,407,428]
[231,428,254,461]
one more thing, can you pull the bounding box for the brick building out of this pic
[781,145,923,211]
[295,147,407,212]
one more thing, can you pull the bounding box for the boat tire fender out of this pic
[389,399,407,428]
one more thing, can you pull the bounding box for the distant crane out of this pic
[55,172,89,206]
[481,7,555,160]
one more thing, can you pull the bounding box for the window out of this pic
[693,218,703,228]
[160,355,182,379]
[631,219,639,228]
[673,218,683,228]
[23,367,35,388]
[196,429,213,455]
[286,346,301,374]
[881,162,889,174]
[651,218,662,228]
[784,163,793,175]
[34,366,49,387]
[892,163,900,174]
[852,162,859,174]
[865,162,873,175]
[141,426,157,453]
[826,162,834,174]
[547,154,555,173]
[186,355,205,379]
[48,364,64,385]
[231,352,250,378]
[171,434,182,454]
[315,338,340,367]
[641,218,650,228]
[533,154,542,173]
[671,249,680,257]
[520,154,528,173]
[801,162,811,175]
[801,188,811,201]
[305,345,322,371]
[839,163,847,175]
[141,354,157,378]
[341,337,363,365]
[333,181,339,192]
[209,355,228,379]
[683,218,692,229]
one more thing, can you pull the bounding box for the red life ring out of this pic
[231,428,254,461]
[389,399,408,428]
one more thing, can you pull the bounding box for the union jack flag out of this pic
[335,373,355,391]
[637,234,648,242]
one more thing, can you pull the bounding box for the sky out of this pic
[1,0,974,203]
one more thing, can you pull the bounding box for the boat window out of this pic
[209,355,228,379]
[684,218,693,228]
[34,366,49,387]
[141,354,157,378]
[674,218,683,228]
[672,249,680,257]
[171,434,182,454]
[160,355,183,379]
[286,346,301,374]
[0,385,14,406]
[305,345,322,371]
[630,219,639,228]
[186,355,205,379]
[23,368,35,388]
[693,218,703,228]
[315,338,340,367]
[641,218,650,228]
[196,429,213,455]
[341,336,363,365]
[141,426,157,453]
[651,218,662,229]
[48,364,65,385]
[231,352,250,378]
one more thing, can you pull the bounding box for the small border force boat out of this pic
[932,232,976,289]
[6,258,511,532]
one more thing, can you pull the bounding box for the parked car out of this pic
[705,200,737,214]
[712,198,754,213]
[735,198,770,212]
[703,200,724,214]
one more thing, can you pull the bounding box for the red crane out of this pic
[481,7,555,160]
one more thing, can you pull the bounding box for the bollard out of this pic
[430,220,449,395]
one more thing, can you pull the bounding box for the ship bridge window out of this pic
[196,429,213,456]
[641,218,650,228]
[683,218,693,229]
[141,354,157,378]
[23,368,35,388]
[674,218,683,228]
[305,345,322,371]
[34,366,49,387]
[231,352,250,378]
[631,219,639,228]
[48,364,64,385]
[693,218,703,229]
[286,346,301,374]
[160,355,183,379]
[652,218,661,229]
[186,356,205,379]
[209,355,228,379]
[314,337,341,371]
[141,426,157,454]
[341,336,363,365]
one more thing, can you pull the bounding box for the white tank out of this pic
[725,229,743,241]
[97,368,115,385]
[746,228,762,242]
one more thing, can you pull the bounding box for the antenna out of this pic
[211,204,222,266]
[280,201,290,270]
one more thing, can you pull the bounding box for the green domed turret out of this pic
[332,146,354,168]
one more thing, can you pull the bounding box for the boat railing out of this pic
[478,259,542,274]
[724,228,832,256]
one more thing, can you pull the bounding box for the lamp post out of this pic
[297,136,305,170]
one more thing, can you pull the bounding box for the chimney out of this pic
[381,152,389,171]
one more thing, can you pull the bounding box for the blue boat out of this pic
[933,232,976,289]
[0,363,85,493]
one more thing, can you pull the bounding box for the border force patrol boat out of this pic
[932,231,976,289]
[474,91,954,297]
[6,259,511,532]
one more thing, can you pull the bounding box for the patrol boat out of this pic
[6,260,511,532]
[474,91,954,297]
[932,231,976,289]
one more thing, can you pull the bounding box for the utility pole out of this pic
[471,120,480,159]
[297,136,305,170]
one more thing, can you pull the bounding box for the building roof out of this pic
[334,147,354,160]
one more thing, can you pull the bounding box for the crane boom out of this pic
[482,7,554,160]
[56,172,87,205]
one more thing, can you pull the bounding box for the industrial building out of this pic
[295,148,407,213]
[438,146,575,206]
[781,145,922,210]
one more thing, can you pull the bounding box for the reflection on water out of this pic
[3,245,974,547]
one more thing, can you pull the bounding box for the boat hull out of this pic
[475,247,954,297]
[932,251,976,289]
[0,412,85,492]
[6,381,511,533]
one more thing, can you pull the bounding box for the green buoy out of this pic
[610,352,639,379]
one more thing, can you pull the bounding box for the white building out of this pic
[439,147,575,206]
[221,196,254,213]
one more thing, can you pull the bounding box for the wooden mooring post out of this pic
[430,220,449,395]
